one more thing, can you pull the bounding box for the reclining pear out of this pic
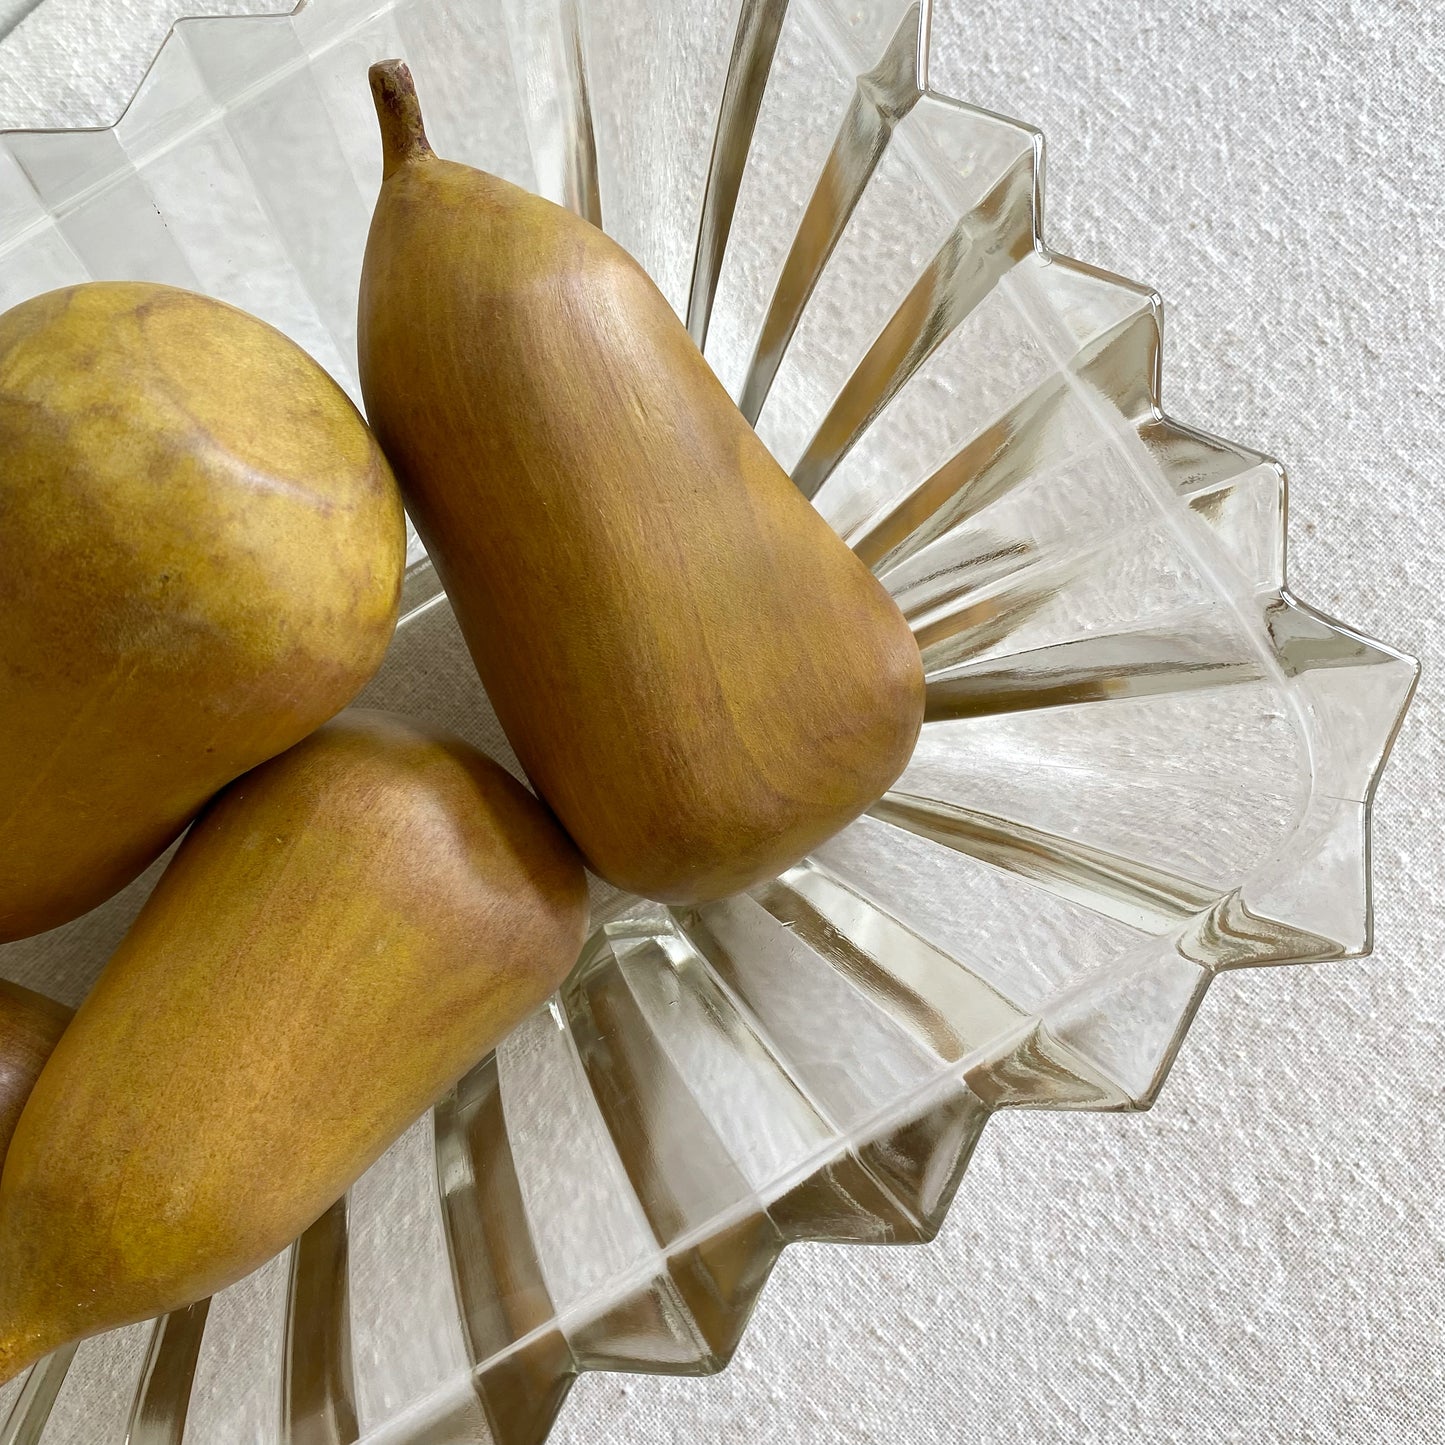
[0,712,588,1384]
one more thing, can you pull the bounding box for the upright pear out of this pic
[358,62,924,904]
[0,981,69,1164]
[0,711,587,1384]
[0,282,406,942]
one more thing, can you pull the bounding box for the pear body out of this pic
[358,64,923,904]
[0,282,406,941]
[0,711,588,1383]
[0,981,69,1165]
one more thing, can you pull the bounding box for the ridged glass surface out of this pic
[0,1,1417,1442]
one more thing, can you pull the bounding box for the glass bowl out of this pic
[0,0,1417,1441]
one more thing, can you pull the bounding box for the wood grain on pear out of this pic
[358,61,924,905]
[0,711,588,1385]
[0,981,69,1165]
[0,282,407,942]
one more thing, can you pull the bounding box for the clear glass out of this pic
[0,0,1417,1442]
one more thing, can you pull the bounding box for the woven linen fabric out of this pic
[1,1,1441,1441]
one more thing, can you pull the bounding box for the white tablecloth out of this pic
[2,2,1440,1441]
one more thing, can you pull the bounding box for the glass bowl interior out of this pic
[0,1,1417,1442]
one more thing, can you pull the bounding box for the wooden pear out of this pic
[358,61,924,904]
[0,711,587,1384]
[0,981,69,1165]
[0,282,407,942]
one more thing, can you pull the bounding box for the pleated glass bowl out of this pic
[0,0,1418,1442]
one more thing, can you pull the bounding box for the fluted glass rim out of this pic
[0,3,1420,1444]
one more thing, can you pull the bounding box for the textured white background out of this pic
[1,1,1441,1441]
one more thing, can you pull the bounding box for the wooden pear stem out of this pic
[370,60,434,180]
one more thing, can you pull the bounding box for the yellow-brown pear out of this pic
[0,981,69,1165]
[358,61,924,904]
[0,711,588,1384]
[0,283,406,942]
